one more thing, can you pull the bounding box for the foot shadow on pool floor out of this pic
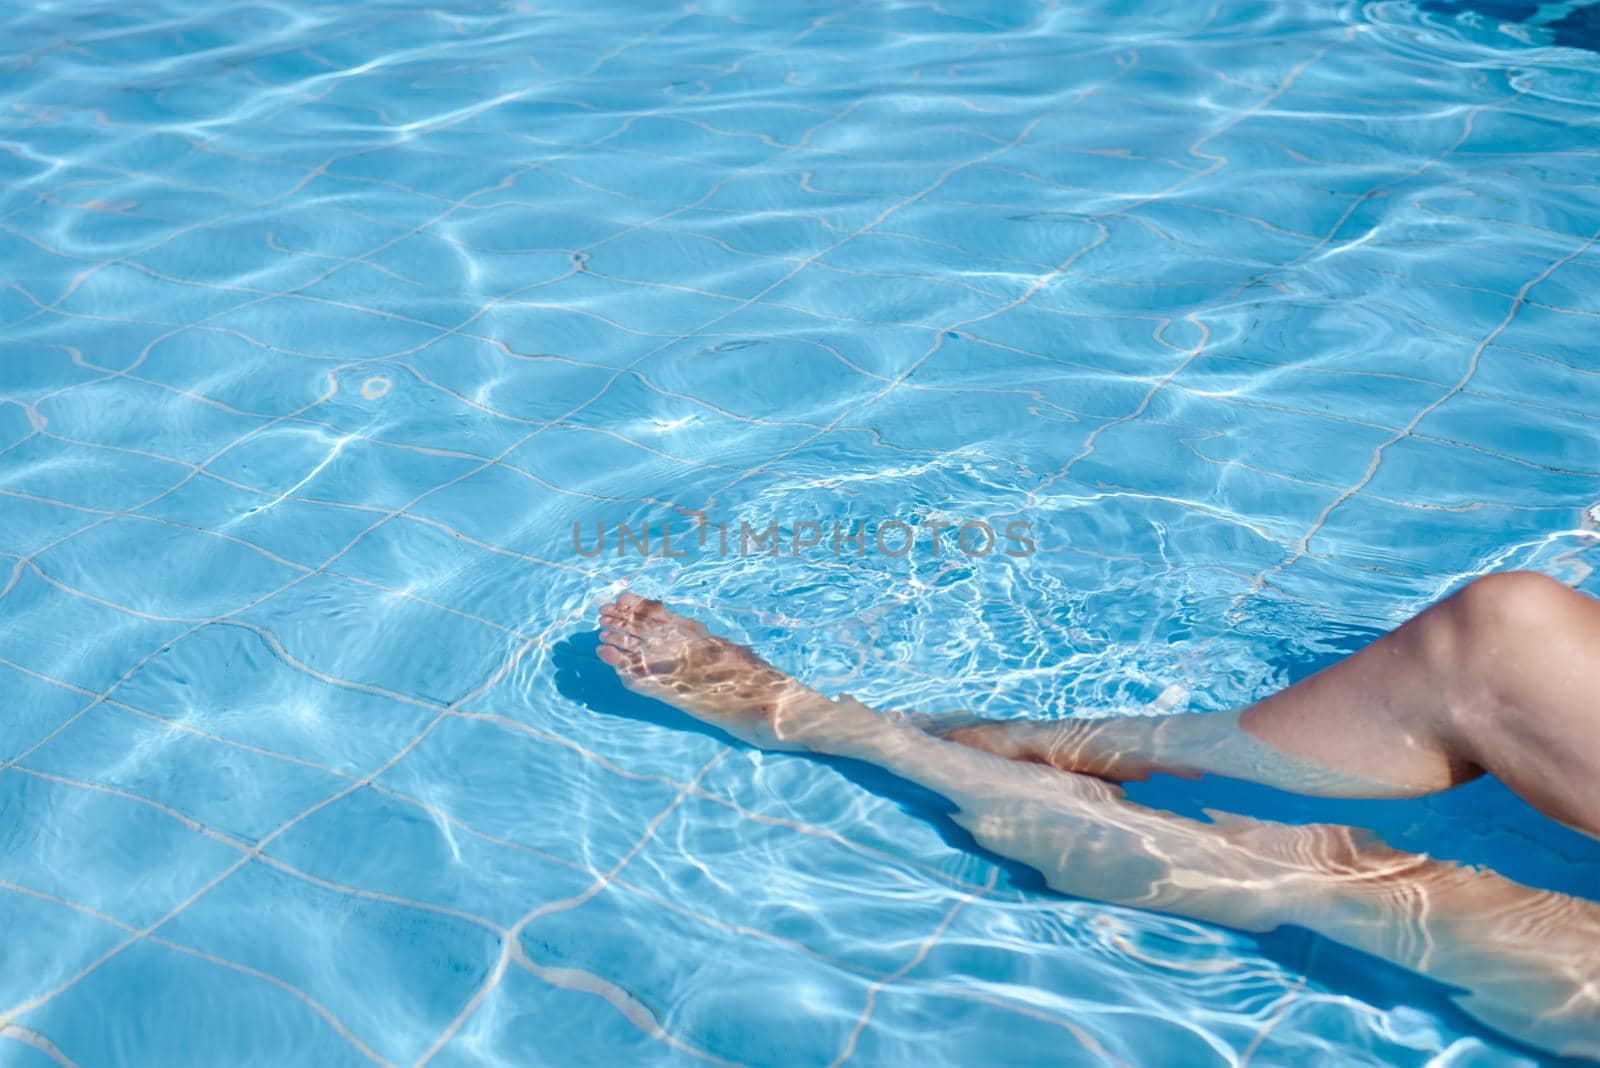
[553,629,1597,1065]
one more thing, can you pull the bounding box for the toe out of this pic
[597,645,637,673]
[600,628,639,650]
[636,597,672,623]
[599,611,641,637]
[617,591,667,618]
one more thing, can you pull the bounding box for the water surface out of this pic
[3,0,1599,1063]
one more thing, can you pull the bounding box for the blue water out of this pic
[3,0,1600,1064]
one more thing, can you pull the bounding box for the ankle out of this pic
[778,693,897,755]
[751,684,840,750]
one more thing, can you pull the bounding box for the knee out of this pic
[1447,571,1573,631]
[1434,571,1581,668]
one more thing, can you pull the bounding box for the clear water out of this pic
[3,0,1599,1064]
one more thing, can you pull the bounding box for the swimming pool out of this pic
[3,0,1599,1063]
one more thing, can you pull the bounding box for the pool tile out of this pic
[376,712,689,870]
[0,771,238,928]
[135,328,338,417]
[1364,434,1600,510]
[206,420,482,513]
[159,861,501,1066]
[559,369,821,471]
[584,226,799,300]
[22,702,343,843]
[35,375,270,465]
[0,433,188,514]
[407,462,573,554]
[21,939,374,1067]
[326,146,528,204]
[114,623,438,777]
[207,295,446,362]
[428,953,685,1067]
[1306,492,1576,577]
[36,516,301,620]
[266,785,595,928]
[1416,391,1600,474]
[1469,346,1600,416]
[448,198,644,255]
[297,261,494,332]
[404,334,615,424]
[238,572,518,707]
[367,232,574,296]
[626,794,968,974]
[332,511,571,634]
[0,567,187,694]
[0,490,98,561]
[518,877,864,1064]
[0,660,86,763]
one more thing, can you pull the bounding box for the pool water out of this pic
[3,0,1599,1064]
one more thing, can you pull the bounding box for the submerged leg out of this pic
[594,591,1600,1059]
[934,572,1600,838]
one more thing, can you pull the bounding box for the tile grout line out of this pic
[826,869,999,1068]
[1251,220,1600,589]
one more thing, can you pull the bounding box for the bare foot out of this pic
[596,592,830,750]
